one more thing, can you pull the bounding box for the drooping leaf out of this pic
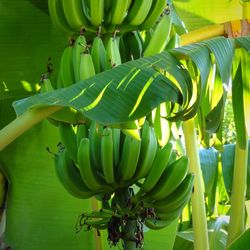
[227,228,250,249]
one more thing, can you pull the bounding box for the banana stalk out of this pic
[227,135,248,245]
[182,118,209,250]
[0,106,62,151]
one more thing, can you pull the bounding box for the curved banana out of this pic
[76,123,88,146]
[79,52,96,81]
[145,216,175,230]
[89,121,103,172]
[118,134,141,183]
[59,44,75,87]
[91,35,107,73]
[59,122,78,163]
[152,173,194,211]
[90,0,104,27]
[143,11,172,57]
[133,121,158,180]
[112,128,121,169]
[140,0,166,30]
[106,35,121,68]
[72,35,87,82]
[77,137,111,192]
[100,127,115,184]
[48,0,72,34]
[54,148,94,199]
[146,156,189,201]
[132,143,173,201]
[126,0,153,26]
[110,0,129,25]
[122,31,143,61]
[39,78,54,93]
[62,0,93,33]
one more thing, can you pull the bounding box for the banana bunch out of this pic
[48,0,167,35]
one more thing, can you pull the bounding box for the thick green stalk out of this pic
[182,118,209,250]
[0,106,62,151]
[227,135,248,245]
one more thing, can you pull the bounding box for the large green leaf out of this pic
[221,141,250,199]
[227,228,250,249]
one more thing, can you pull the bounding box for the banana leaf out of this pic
[227,228,250,249]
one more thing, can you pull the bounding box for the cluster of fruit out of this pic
[48,0,167,35]
[55,120,193,232]
[45,0,193,246]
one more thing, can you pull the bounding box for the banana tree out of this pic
[0,0,250,249]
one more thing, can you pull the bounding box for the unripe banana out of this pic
[91,36,108,73]
[152,173,194,211]
[133,122,158,180]
[140,0,166,30]
[59,43,75,87]
[118,134,141,183]
[48,0,72,34]
[77,137,111,192]
[106,35,121,68]
[147,156,189,201]
[100,127,115,184]
[72,35,87,82]
[110,0,129,25]
[143,11,172,57]
[62,0,94,33]
[90,0,104,27]
[39,78,54,93]
[145,216,175,230]
[89,121,103,172]
[54,148,94,199]
[79,52,96,81]
[112,128,121,168]
[132,143,173,202]
[126,0,153,26]
[76,123,88,146]
[59,122,78,163]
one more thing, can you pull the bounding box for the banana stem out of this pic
[0,106,62,151]
[182,118,209,250]
[227,135,249,245]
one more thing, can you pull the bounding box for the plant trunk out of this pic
[227,137,248,245]
[0,106,62,151]
[182,118,209,250]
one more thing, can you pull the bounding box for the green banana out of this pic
[76,123,88,146]
[90,0,104,27]
[72,35,87,82]
[122,31,143,61]
[110,0,129,25]
[140,0,166,30]
[133,121,158,180]
[91,35,107,73]
[77,137,111,192]
[79,52,96,81]
[62,0,93,33]
[126,0,153,26]
[48,0,72,34]
[59,122,78,163]
[152,173,194,211]
[59,44,75,87]
[146,156,189,201]
[145,216,176,230]
[100,127,115,184]
[106,35,121,68]
[132,143,173,201]
[143,11,172,57]
[118,134,141,183]
[54,148,94,199]
[39,77,54,93]
[89,120,103,172]
[152,103,171,147]
[112,128,121,168]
